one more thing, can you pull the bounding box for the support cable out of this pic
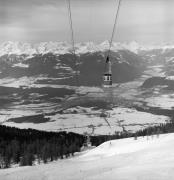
[107,0,122,58]
[66,0,79,86]
[103,0,122,132]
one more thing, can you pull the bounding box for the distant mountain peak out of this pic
[0,41,167,57]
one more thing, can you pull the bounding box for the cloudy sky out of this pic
[1,0,174,45]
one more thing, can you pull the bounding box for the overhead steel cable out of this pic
[66,0,79,86]
[107,0,122,58]
[103,0,122,131]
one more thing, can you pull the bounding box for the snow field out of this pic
[1,133,174,180]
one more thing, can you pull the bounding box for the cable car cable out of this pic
[66,0,79,86]
[107,0,122,58]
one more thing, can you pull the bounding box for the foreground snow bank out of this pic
[1,133,174,180]
[79,135,166,160]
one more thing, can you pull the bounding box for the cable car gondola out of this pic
[66,0,122,134]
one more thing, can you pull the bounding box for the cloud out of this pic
[1,0,174,44]
[0,0,59,7]
[0,0,65,26]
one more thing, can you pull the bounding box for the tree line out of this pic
[0,125,84,168]
[90,123,174,146]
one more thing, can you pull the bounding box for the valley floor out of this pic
[1,65,172,135]
[1,133,174,180]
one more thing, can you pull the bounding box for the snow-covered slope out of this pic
[80,134,168,160]
[1,133,174,180]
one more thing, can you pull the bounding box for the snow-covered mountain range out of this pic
[1,41,174,57]
[0,40,147,87]
[0,41,146,57]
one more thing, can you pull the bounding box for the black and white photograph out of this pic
[0,0,174,179]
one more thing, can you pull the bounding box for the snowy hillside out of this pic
[1,133,174,180]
